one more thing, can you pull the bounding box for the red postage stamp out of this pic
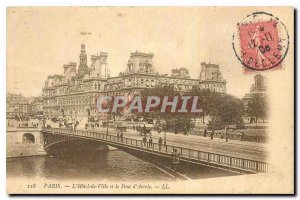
[233,12,289,72]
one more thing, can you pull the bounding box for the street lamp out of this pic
[225,122,228,142]
[106,114,109,135]
[163,123,167,146]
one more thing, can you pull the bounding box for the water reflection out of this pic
[7,140,237,181]
[7,150,174,181]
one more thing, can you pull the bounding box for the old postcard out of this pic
[6,7,294,194]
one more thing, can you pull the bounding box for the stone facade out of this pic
[242,74,267,103]
[6,93,32,116]
[42,44,226,118]
[31,97,44,115]
[6,127,46,157]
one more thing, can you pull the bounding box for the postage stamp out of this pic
[232,12,290,72]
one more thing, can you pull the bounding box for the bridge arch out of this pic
[22,133,35,143]
[42,135,110,155]
[44,139,72,149]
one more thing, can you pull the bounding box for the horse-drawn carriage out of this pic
[137,125,152,136]
[115,122,127,132]
[65,121,74,130]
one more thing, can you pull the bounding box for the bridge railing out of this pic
[43,127,268,173]
[43,134,78,149]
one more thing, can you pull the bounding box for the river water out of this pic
[7,151,176,181]
[7,141,236,181]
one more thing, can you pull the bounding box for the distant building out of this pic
[242,74,267,124]
[31,97,43,115]
[243,74,267,103]
[42,44,227,118]
[6,93,32,116]
[199,62,226,93]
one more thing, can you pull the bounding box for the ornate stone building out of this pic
[42,44,226,118]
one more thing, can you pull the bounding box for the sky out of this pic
[7,7,276,99]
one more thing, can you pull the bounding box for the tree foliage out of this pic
[245,93,268,122]
[132,85,244,131]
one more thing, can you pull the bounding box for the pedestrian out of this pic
[149,137,153,148]
[158,137,163,151]
[171,148,180,172]
[241,132,244,141]
[143,136,147,147]
[204,128,207,137]
[120,132,123,142]
[211,130,214,140]
[158,127,161,133]
[221,130,224,139]
[133,125,135,131]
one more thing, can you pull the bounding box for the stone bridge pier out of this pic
[7,127,46,157]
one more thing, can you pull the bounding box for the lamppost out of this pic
[225,122,228,142]
[163,123,167,146]
[106,114,109,135]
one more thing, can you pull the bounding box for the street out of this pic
[82,126,268,162]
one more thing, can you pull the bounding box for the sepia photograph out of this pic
[6,6,294,194]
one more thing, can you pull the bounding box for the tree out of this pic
[130,85,244,131]
[190,88,244,129]
[100,95,125,124]
[137,85,197,133]
[218,94,244,125]
[245,93,268,123]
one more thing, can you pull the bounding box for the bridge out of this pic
[42,127,268,176]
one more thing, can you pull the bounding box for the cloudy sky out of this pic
[7,7,286,98]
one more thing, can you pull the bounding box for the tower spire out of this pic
[78,43,88,76]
